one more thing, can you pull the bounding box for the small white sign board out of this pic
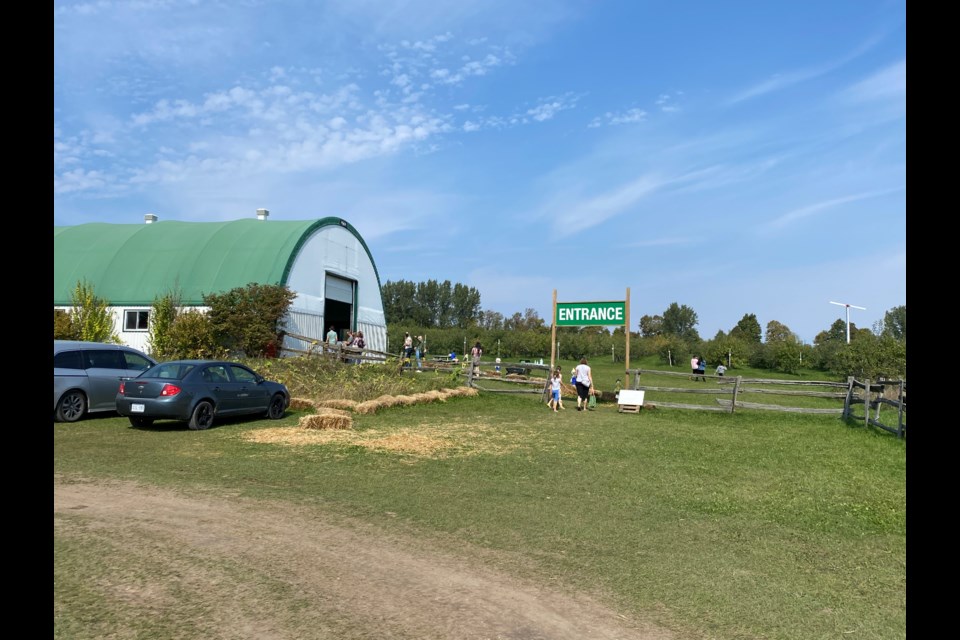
[617,389,645,406]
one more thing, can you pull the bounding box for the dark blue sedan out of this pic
[116,360,290,430]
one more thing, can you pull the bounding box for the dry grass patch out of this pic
[242,417,521,460]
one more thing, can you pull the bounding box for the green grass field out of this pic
[54,359,906,639]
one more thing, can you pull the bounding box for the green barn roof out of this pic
[53,218,378,306]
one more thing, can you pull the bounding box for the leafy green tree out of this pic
[451,283,482,328]
[204,283,296,357]
[730,313,762,343]
[703,335,751,371]
[412,279,443,326]
[54,309,78,340]
[381,280,418,324]
[147,285,182,359]
[638,314,663,337]
[661,303,700,342]
[882,305,906,340]
[823,333,906,380]
[814,319,848,346]
[770,340,802,374]
[68,279,119,343]
[165,310,226,360]
[479,310,505,330]
[764,320,795,344]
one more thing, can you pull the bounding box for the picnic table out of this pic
[431,355,453,362]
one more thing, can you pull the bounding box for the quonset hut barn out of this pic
[53,211,387,355]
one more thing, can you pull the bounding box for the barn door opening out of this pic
[324,273,355,341]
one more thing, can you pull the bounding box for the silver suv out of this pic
[54,341,157,422]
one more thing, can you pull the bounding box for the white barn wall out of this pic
[284,224,386,353]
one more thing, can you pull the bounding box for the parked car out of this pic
[54,340,158,423]
[115,360,290,430]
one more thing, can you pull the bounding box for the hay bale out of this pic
[421,389,446,402]
[288,397,317,411]
[315,398,359,411]
[298,412,353,430]
[443,386,479,398]
[354,399,383,414]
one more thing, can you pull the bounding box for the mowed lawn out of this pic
[54,380,906,640]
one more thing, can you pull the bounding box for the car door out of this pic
[229,364,270,413]
[200,364,243,414]
[83,349,129,412]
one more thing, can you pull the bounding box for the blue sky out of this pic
[54,0,906,344]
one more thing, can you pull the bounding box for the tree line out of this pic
[384,281,906,381]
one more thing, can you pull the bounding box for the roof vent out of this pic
[256,208,269,220]
[144,213,158,224]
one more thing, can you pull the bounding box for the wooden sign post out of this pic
[550,288,631,377]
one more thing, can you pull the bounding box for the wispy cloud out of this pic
[840,59,906,103]
[547,173,668,236]
[763,187,905,231]
[725,34,885,105]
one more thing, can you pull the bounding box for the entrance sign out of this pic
[555,301,626,326]
[549,289,631,379]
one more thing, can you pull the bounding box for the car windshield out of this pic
[141,363,196,380]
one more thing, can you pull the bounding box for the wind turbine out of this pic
[829,301,866,344]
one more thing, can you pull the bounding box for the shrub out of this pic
[164,310,227,360]
[68,279,119,343]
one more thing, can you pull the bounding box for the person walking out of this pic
[690,355,699,380]
[326,326,338,351]
[402,332,414,369]
[470,341,483,376]
[574,357,593,411]
[715,363,727,377]
[548,367,564,412]
[696,356,707,382]
[414,335,424,371]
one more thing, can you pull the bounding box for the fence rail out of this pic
[843,377,906,437]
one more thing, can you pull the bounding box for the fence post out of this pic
[874,382,884,422]
[843,376,854,419]
[466,358,474,388]
[864,378,871,428]
[897,380,905,438]
[730,376,741,413]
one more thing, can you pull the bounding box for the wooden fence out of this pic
[623,369,850,414]
[272,344,907,438]
[842,377,907,438]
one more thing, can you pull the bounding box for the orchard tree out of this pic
[639,314,663,337]
[478,309,505,330]
[882,305,906,340]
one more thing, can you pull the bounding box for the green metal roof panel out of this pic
[54,218,378,306]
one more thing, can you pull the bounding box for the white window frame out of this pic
[124,309,151,332]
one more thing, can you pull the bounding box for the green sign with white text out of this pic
[555,301,626,327]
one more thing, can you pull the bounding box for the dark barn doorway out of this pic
[324,273,355,341]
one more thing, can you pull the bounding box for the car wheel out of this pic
[55,391,87,423]
[129,416,154,428]
[188,401,214,430]
[266,394,286,419]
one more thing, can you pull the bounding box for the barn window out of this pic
[124,309,150,331]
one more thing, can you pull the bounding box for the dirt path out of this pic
[55,478,676,640]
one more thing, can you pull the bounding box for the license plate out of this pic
[131,403,145,413]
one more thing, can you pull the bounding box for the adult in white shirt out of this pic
[574,357,593,412]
